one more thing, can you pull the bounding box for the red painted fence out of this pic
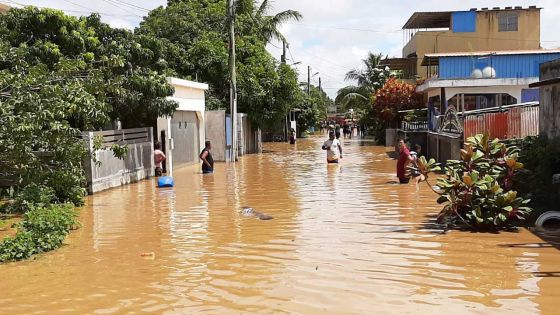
[463,105,539,140]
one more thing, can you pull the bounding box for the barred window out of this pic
[498,12,518,32]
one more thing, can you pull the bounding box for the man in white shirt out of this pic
[322,131,343,163]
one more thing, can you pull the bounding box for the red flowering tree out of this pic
[372,78,423,127]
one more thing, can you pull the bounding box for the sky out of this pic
[2,0,560,98]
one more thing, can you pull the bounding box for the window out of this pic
[498,12,518,32]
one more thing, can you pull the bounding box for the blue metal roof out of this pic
[438,53,560,79]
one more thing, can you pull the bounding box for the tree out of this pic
[336,52,393,113]
[0,8,178,129]
[0,7,177,203]
[345,52,386,88]
[238,0,302,44]
[373,78,422,128]
[297,84,331,133]
[138,0,303,129]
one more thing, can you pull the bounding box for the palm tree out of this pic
[238,0,303,45]
[256,0,302,44]
[336,52,387,111]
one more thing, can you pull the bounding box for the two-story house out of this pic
[382,6,541,79]
[418,49,560,116]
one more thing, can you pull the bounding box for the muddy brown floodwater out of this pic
[1,137,559,314]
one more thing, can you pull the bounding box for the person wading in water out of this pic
[200,140,214,174]
[322,131,343,164]
[396,139,414,184]
[154,142,166,177]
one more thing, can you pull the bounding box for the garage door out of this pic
[170,111,199,167]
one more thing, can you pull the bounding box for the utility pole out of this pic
[318,77,322,92]
[307,65,311,95]
[281,40,286,64]
[227,0,237,162]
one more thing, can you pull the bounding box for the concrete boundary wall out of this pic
[237,114,262,156]
[426,132,462,163]
[205,111,262,162]
[83,128,153,194]
[205,110,227,162]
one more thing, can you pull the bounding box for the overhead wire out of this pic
[285,22,401,34]
[110,0,151,12]
[287,22,560,44]
[60,0,98,13]
[99,0,143,17]
[0,0,141,17]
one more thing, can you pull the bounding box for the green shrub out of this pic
[417,134,532,230]
[6,184,56,214]
[514,136,560,219]
[41,168,86,206]
[0,203,78,262]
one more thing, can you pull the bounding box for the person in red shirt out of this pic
[396,139,414,184]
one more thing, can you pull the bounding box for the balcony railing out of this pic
[399,102,540,140]
[401,120,428,131]
[462,102,539,140]
[398,108,428,131]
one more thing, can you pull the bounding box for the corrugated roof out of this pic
[425,49,560,58]
[403,11,452,29]
[376,57,417,70]
[421,49,560,66]
[529,77,560,88]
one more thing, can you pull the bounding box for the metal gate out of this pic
[171,111,199,167]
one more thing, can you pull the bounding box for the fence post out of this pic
[84,131,95,195]
[148,127,154,177]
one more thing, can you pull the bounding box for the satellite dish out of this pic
[482,66,496,78]
[471,68,483,78]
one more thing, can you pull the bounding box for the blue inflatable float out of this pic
[157,176,174,188]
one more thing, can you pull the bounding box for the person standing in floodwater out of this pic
[322,131,343,163]
[397,139,414,184]
[154,142,166,177]
[200,140,214,174]
[289,128,296,144]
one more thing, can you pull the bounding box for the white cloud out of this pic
[351,46,368,58]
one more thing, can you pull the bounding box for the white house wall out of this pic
[157,78,208,175]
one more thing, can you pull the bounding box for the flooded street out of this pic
[1,137,559,314]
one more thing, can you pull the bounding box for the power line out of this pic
[99,0,143,17]
[0,0,140,17]
[110,0,150,12]
[60,0,97,13]
[287,22,560,44]
[285,22,401,34]
[297,50,355,72]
